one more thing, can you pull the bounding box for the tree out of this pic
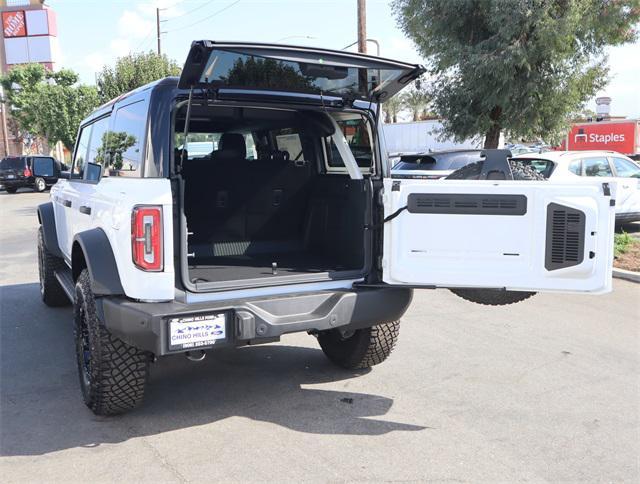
[383,95,403,123]
[96,51,181,103]
[94,131,136,170]
[402,86,431,121]
[222,57,315,91]
[393,0,640,148]
[0,64,99,151]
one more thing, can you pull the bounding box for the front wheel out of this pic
[317,321,400,369]
[34,177,46,192]
[74,269,151,415]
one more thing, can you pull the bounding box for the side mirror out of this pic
[59,171,70,180]
[85,162,102,182]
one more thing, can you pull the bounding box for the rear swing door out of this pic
[381,177,616,294]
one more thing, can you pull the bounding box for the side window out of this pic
[110,101,147,177]
[33,157,54,177]
[568,159,582,175]
[86,116,110,180]
[325,115,374,172]
[72,125,92,178]
[611,157,640,178]
[583,157,612,177]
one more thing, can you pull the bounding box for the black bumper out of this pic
[1,180,28,189]
[96,287,413,356]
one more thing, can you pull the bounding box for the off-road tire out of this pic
[34,177,46,192]
[318,321,400,369]
[5,187,17,193]
[38,226,70,307]
[74,269,150,415]
[446,159,547,181]
[449,288,535,306]
[447,159,544,305]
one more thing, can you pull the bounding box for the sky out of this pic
[46,0,640,118]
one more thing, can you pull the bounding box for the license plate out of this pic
[168,313,227,351]
[7,175,15,179]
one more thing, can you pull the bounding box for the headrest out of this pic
[219,133,246,159]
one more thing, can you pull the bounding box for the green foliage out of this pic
[222,57,315,91]
[402,86,431,121]
[96,51,181,103]
[393,0,640,147]
[94,131,137,171]
[614,232,635,257]
[0,64,99,150]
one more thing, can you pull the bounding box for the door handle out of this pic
[62,199,72,208]
[79,205,92,215]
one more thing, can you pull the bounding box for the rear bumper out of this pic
[96,287,413,356]
[1,179,29,189]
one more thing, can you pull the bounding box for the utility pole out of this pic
[0,86,9,157]
[156,8,162,55]
[357,0,367,53]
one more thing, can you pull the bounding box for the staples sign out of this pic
[3,11,26,38]
[568,122,635,154]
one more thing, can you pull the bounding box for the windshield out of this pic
[198,48,409,100]
[0,157,25,170]
[393,152,484,171]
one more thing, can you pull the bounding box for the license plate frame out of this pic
[167,312,229,351]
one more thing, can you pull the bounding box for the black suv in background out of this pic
[0,155,65,193]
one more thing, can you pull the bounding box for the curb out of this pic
[613,268,640,283]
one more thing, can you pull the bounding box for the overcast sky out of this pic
[47,0,640,118]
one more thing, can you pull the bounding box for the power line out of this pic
[164,0,241,33]
[164,0,211,21]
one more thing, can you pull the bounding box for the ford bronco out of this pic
[37,41,616,415]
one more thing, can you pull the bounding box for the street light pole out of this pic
[357,0,367,53]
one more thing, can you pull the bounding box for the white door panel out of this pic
[382,178,615,294]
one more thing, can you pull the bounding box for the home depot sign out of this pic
[565,121,637,154]
[2,11,26,37]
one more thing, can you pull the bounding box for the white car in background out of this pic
[513,151,640,224]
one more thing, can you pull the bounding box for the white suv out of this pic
[37,41,617,415]
[513,150,640,224]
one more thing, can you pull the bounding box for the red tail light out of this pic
[131,206,163,271]
[24,167,32,177]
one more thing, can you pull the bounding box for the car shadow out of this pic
[0,283,426,457]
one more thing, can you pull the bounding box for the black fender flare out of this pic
[37,202,63,258]
[72,228,125,296]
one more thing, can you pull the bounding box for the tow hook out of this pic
[185,350,206,362]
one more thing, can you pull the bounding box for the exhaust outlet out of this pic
[185,350,206,362]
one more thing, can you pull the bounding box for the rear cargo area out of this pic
[177,104,370,288]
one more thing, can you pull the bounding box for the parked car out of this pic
[37,41,616,416]
[513,150,640,223]
[0,155,64,193]
[391,149,484,178]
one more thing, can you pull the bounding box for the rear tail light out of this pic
[131,206,163,271]
[24,167,32,177]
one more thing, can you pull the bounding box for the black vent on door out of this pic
[545,203,585,271]
[407,194,527,215]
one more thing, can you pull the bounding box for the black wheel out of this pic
[34,177,46,192]
[38,226,70,307]
[447,159,544,305]
[74,269,150,415]
[5,187,17,193]
[449,288,535,306]
[317,321,400,369]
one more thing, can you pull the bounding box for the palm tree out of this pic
[402,88,430,122]
[383,96,403,124]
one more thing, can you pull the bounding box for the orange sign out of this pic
[3,11,26,38]
[566,122,636,154]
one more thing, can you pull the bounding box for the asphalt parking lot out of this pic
[1,190,639,483]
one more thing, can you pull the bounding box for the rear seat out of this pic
[183,133,315,257]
